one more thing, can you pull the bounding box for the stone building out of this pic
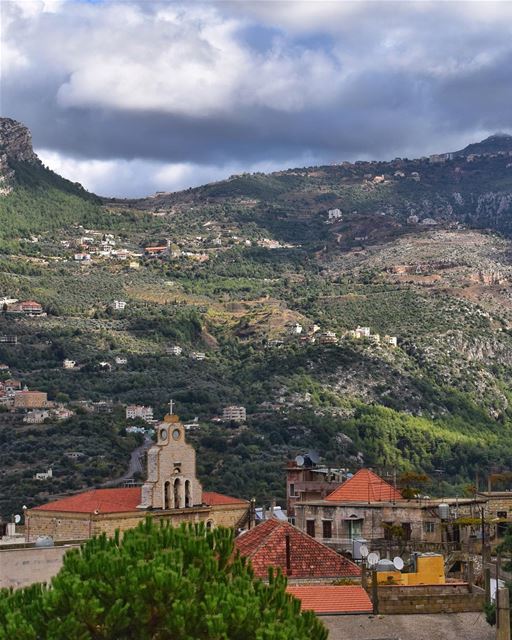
[25,412,250,542]
[294,469,485,554]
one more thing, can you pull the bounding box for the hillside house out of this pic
[318,331,338,345]
[355,326,371,338]
[74,253,91,262]
[222,406,247,423]
[383,335,398,347]
[113,300,126,311]
[190,351,206,361]
[23,409,50,424]
[34,468,53,481]
[327,208,343,221]
[115,356,127,365]
[290,322,303,335]
[166,345,183,356]
[63,359,76,369]
[286,459,345,520]
[6,300,43,315]
[14,390,49,409]
[126,405,154,422]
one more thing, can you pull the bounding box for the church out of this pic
[25,412,250,542]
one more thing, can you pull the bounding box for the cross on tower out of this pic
[168,399,174,415]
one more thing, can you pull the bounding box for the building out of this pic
[25,412,250,541]
[294,469,485,555]
[327,208,343,221]
[222,405,247,423]
[23,409,50,424]
[6,300,43,315]
[235,518,361,581]
[13,390,49,409]
[286,458,345,520]
[74,253,91,261]
[113,300,127,311]
[287,585,372,615]
[190,351,206,361]
[126,405,154,422]
[63,359,76,369]
[355,326,371,339]
[166,345,183,356]
[383,335,398,347]
[34,468,53,481]
[290,322,303,335]
[318,331,338,345]
[115,356,127,365]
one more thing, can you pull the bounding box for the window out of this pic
[289,483,295,497]
[348,519,363,540]
[401,522,412,541]
[383,522,394,541]
[322,520,332,539]
[423,521,435,534]
[497,511,508,519]
[306,520,316,537]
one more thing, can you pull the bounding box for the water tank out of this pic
[438,503,450,520]
[375,559,397,573]
[35,535,54,548]
[352,538,368,561]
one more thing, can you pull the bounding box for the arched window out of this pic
[185,480,191,508]
[173,478,181,509]
[206,520,214,531]
[164,481,171,510]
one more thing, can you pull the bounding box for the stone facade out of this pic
[377,584,485,615]
[139,414,203,510]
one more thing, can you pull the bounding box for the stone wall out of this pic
[377,583,485,614]
[0,544,80,589]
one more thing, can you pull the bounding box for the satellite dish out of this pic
[360,544,369,558]
[295,455,305,466]
[14,514,21,524]
[307,450,320,464]
[393,556,404,571]
[367,552,379,567]
[346,472,354,479]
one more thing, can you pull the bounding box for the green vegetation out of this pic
[0,518,327,640]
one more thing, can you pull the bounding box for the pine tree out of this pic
[0,518,328,639]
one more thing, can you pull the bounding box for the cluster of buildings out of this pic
[295,324,398,348]
[0,379,73,423]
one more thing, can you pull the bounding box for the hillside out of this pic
[2,117,512,518]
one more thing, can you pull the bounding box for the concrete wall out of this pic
[377,583,485,614]
[0,544,80,589]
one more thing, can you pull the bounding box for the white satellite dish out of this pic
[14,514,21,524]
[367,552,379,567]
[360,545,369,558]
[295,455,305,466]
[393,556,404,571]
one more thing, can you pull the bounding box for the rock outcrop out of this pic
[0,117,38,164]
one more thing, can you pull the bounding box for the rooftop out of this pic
[31,488,247,514]
[235,518,361,580]
[287,585,372,615]
[325,468,403,503]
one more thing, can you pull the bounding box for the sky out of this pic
[2,0,512,197]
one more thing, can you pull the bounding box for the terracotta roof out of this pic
[325,468,403,503]
[32,488,142,514]
[31,488,247,514]
[202,491,249,506]
[235,519,361,579]
[287,585,372,615]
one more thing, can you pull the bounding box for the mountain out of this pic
[0,117,103,245]
[455,132,512,158]
[2,119,512,518]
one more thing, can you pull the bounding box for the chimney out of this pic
[285,532,292,576]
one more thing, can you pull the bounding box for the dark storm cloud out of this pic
[2,0,512,196]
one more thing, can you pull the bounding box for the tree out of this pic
[0,518,327,640]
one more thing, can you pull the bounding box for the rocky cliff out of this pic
[0,117,39,195]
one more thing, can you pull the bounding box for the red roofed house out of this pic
[25,413,250,542]
[6,300,43,315]
[235,518,361,581]
[293,468,455,554]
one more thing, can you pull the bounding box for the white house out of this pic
[113,300,127,310]
[291,322,303,335]
[34,468,53,481]
[383,335,398,347]
[166,346,183,356]
[63,359,76,369]
[126,405,154,422]
[222,406,247,422]
[355,326,371,339]
[327,208,343,222]
[190,352,206,361]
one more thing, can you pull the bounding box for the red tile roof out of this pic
[235,519,361,580]
[287,585,372,615]
[325,468,403,503]
[31,488,247,514]
[32,488,142,514]
[202,491,249,506]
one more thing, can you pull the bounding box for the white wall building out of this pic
[222,406,247,422]
[126,405,154,422]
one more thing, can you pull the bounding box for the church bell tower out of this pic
[138,405,203,510]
